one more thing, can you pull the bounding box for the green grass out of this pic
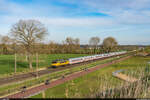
[120,56,150,78]
[0,55,126,97]
[0,54,89,76]
[31,67,123,98]
[31,56,150,98]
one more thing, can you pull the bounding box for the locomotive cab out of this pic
[51,59,69,67]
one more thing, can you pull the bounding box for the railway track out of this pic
[5,55,132,98]
[0,53,131,86]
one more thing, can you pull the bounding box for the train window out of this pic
[52,61,57,63]
[61,61,66,63]
[71,59,82,62]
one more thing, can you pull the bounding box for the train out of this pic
[51,51,127,67]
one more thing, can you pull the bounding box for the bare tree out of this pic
[102,37,118,53]
[65,37,80,53]
[89,37,100,54]
[74,38,80,53]
[1,36,12,54]
[65,37,74,53]
[49,41,58,54]
[66,37,74,45]
[10,19,48,69]
[145,46,150,54]
[1,36,12,44]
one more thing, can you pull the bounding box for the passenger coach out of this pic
[51,51,127,67]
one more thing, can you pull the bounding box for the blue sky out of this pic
[0,0,150,45]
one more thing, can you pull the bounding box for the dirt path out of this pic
[112,69,138,83]
[4,56,131,98]
[115,73,138,83]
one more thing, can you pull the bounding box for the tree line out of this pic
[0,36,118,54]
[0,19,121,69]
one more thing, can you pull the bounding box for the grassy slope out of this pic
[31,56,150,98]
[0,54,89,76]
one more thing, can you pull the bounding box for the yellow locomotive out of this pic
[51,59,69,67]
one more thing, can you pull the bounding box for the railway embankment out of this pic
[0,53,128,87]
[4,55,131,98]
[0,55,127,98]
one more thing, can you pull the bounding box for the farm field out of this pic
[31,56,150,98]
[0,54,89,76]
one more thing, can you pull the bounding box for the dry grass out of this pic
[90,66,150,98]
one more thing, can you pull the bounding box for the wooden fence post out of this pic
[15,53,17,73]
[42,91,45,98]
[36,53,39,78]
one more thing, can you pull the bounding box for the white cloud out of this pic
[61,0,150,25]
[142,10,150,17]
[37,17,115,27]
[0,0,31,15]
[1,0,150,25]
[0,0,150,45]
[115,10,150,25]
[0,15,115,28]
[81,0,150,10]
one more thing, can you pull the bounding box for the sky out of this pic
[0,0,150,45]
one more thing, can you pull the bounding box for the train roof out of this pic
[68,51,126,60]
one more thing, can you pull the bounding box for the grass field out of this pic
[0,55,126,97]
[121,56,150,78]
[31,56,150,98]
[0,54,89,76]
